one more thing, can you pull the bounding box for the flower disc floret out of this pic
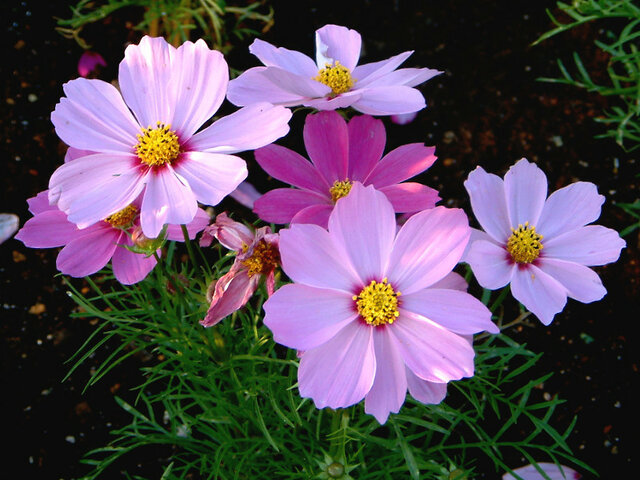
[506,221,543,264]
[242,239,280,277]
[135,122,181,167]
[314,61,354,95]
[353,278,401,326]
[329,179,353,203]
[106,204,139,228]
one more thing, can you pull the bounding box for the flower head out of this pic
[263,183,497,423]
[253,111,440,228]
[227,24,442,116]
[15,191,209,284]
[48,36,291,238]
[200,213,280,327]
[464,158,626,325]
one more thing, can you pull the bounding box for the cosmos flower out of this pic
[200,213,280,327]
[227,24,441,115]
[263,183,497,423]
[48,35,291,238]
[503,463,581,480]
[253,111,439,228]
[77,51,107,78]
[15,191,209,285]
[464,158,625,325]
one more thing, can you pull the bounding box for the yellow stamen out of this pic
[135,122,181,166]
[242,240,280,277]
[105,205,138,228]
[506,221,543,264]
[329,179,353,203]
[353,278,401,327]
[314,61,354,95]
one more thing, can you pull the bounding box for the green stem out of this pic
[181,224,199,269]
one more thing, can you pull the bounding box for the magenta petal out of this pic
[56,225,119,277]
[201,270,258,327]
[364,328,407,424]
[165,208,210,241]
[279,223,362,291]
[387,206,470,295]
[15,210,79,248]
[464,166,512,243]
[249,39,318,76]
[401,289,498,335]
[347,115,386,181]
[303,111,349,184]
[111,238,157,285]
[510,265,567,326]
[263,284,357,351]
[255,144,329,194]
[290,204,333,228]
[406,368,447,405]
[466,239,515,290]
[388,313,475,382]
[78,51,106,77]
[315,24,362,71]
[27,191,56,215]
[351,86,426,116]
[227,67,309,107]
[253,188,328,224]
[538,258,606,303]
[504,158,548,227]
[365,144,436,188]
[378,183,440,213]
[298,321,375,409]
[543,225,625,266]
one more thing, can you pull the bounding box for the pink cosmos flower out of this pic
[78,51,107,78]
[253,110,440,228]
[48,35,292,239]
[15,191,209,285]
[503,463,581,480]
[227,24,442,115]
[263,183,498,423]
[200,213,279,327]
[464,158,625,325]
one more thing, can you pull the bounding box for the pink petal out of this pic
[165,208,210,241]
[351,85,426,115]
[201,269,258,327]
[400,289,498,335]
[378,182,440,212]
[328,183,396,282]
[364,327,407,424]
[465,239,515,290]
[303,90,363,111]
[388,312,475,382]
[0,214,19,244]
[504,158,548,227]
[298,320,375,409]
[140,167,198,238]
[315,24,361,71]
[464,166,512,243]
[391,112,417,125]
[347,115,386,182]
[543,225,625,266]
[303,111,349,184]
[538,258,606,304]
[365,144,436,188]
[14,210,79,248]
[227,67,311,107]
[249,38,318,76]
[387,206,470,295]
[261,67,331,98]
[537,182,605,240]
[406,368,448,405]
[64,147,95,163]
[510,265,567,325]
[279,223,362,292]
[170,39,228,138]
[503,463,581,480]
[56,225,120,277]
[255,144,329,194]
[118,36,176,129]
[189,102,291,154]
[353,51,413,87]
[253,188,328,224]
[431,272,468,291]
[363,67,442,88]
[78,51,107,77]
[111,237,157,285]
[27,191,56,214]
[173,151,247,207]
[290,204,334,228]
[263,284,357,351]
[229,181,262,209]
[51,78,139,153]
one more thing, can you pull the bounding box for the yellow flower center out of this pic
[105,204,139,228]
[329,179,353,203]
[314,61,355,95]
[353,278,401,327]
[135,122,181,167]
[242,240,280,277]
[506,221,543,264]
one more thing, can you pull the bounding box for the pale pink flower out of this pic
[77,51,107,78]
[263,183,498,423]
[503,463,581,480]
[15,191,209,285]
[200,213,279,327]
[48,35,291,238]
[227,24,441,115]
[253,110,440,228]
[464,158,625,325]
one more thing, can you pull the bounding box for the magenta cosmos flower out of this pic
[200,213,279,327]
[263,183,497,423]
[227,24,441,115]
[464,158,625,325]
[48,35,291,238]
[15,191,209,285]
[253,110,440,228]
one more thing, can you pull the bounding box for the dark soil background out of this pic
[2,0,639,478]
